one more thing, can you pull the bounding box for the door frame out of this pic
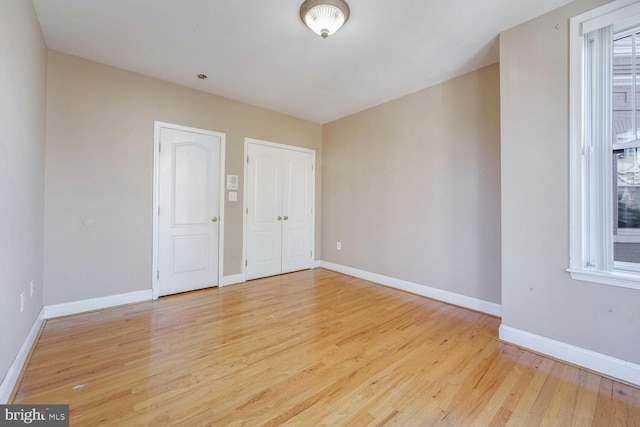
[242,137,316,281]
[152,121,226,299]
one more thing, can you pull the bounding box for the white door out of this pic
[246,144,282,279]
[245,141,314,281]
[281,149,313,273]
[157,126,222,296]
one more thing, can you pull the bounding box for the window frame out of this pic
[569,0,640,290]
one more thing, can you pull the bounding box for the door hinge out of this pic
[312,164,314,171]
[159,143,162,152]
[246,208,248,215]
[156,270,159,280]
[245,260,248,267]
[311,251,313,257]
[247,156,249,164]
[158,207,160,216]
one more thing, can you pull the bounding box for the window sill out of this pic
[567,268,640,290]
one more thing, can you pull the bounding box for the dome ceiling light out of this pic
[300,0,350,39]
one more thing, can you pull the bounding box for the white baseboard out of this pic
[44,290,152,319]
[313,260,322,268]
[319,261,502,317]
[222,274,244,287]
[499,325,640,386]
[0,308,45,403]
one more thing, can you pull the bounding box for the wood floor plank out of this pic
[628,385,640,427]
[12,269,640,426]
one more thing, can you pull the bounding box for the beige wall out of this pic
[322,64,501,304]
[0,1,47,383]
[44,51,322,305]
[500,0,640,364]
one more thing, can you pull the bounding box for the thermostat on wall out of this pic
[227,175,238,190]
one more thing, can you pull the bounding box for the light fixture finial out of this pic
[300,0,350,39]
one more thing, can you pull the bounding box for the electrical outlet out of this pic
[20,293,25,313]
[337,242,342,250]
[30,280,34,297]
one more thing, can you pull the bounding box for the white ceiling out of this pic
[33,0,573,124]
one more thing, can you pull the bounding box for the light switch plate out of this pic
[229,191,237,201]
[227,175,238,190]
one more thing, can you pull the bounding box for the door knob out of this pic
[211,217,218,222]
[283,216,289,221]
[277,216,282,221]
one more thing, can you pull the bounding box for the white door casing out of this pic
[244,139,314,281]
[153,122,226,298]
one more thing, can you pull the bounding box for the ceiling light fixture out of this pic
[300,0,350,39]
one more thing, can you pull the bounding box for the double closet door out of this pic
[245,141,314,281]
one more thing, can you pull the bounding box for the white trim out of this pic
[313,260,321,268]
[152,121,226,298]
[567,268,640,290]
[244,137,317,155]
[222,274,245,287]
[569,6,586,273]
[613,234,640,243]
[218,138,227,288]
[44,290,152,319]
[320,261,502,317]
[499,325,640,386]
[153,122,161,299]
[581,0,640,35]
[242,138,316,281]
[242,139,248,281]
[615,260,640,273]
[0,308,45,403]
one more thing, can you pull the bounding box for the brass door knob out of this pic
[211,217,218,222]
[283,216,289,221]
[277,216,282,221]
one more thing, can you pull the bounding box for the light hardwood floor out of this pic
[13,268,640,426]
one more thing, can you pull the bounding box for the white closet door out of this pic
[281,149,313,274]
[158,127,221,296]
[245,141,314,281]
[246,144,283,280]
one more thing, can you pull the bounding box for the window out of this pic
[613,28,640,250]
[569,0,640,289]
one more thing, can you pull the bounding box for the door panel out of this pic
[173,143,210,225]
[255,231,278,262]
[158,127,220,296]
[254,154,278,223]
[286,159,307,220]
[172,235,209,274]
[285,229,306,258]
